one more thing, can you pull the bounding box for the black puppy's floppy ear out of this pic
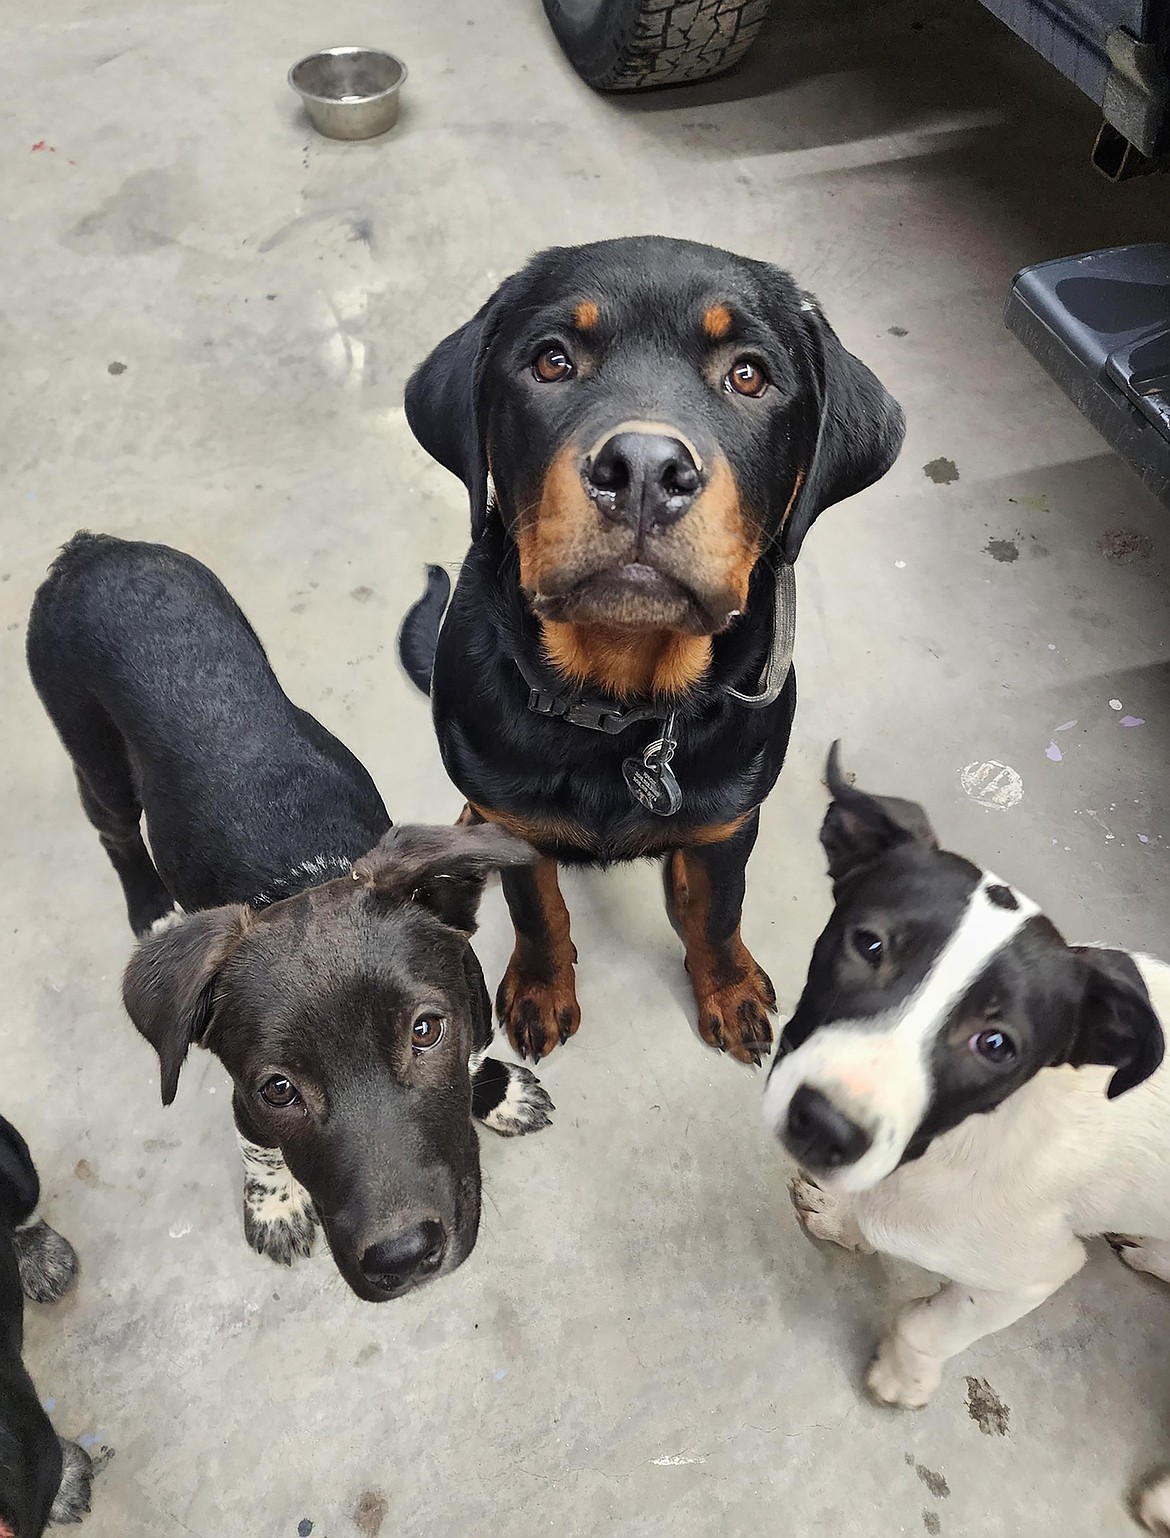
[1068,947,1165,1099]
[405,275,522,540]
[781,297,905,561]
[820,741,938,883]
[353,822,535,934]
[0,1114,40,1227]
[122,907,250,1105]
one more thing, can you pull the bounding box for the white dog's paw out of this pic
[1107,1234,1170,1286]
[865,1335,941,1410]
[788,1175,872,1253]
[1138,1474,1170,1536]
[238,1138,318,1266]
[473,1059,554,1137]
[50,1437,94,1524]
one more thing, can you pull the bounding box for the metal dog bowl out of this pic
[288,47,407,140]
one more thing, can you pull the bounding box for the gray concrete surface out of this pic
[3,0,1170,1533]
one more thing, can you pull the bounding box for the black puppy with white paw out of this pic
[27,534,553,1303]
[0,1115,92,1537]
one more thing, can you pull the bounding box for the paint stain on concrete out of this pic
[965,1376,1010,1436]
[1098,530,1154,563]
[889,325,908,337]
[351,585,375,603]
[916,1465,950,1499]
[923,457,959,484]
[107,361,127,375]
[353,1490,389,1537]
[91,1445,115,1474]
[960,760,1024,811]
[1045,742,1062,762]
[924,1512,941,1535]
[74,1159,95,1184]
[984,538,1018,563]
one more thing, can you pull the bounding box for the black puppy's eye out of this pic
[852,929,884,966]
[532,346,574,384]
[725,358,770,398]
[260,1075,300,1108]
[969,1029,1016,1065]
[412,1015,447,1053]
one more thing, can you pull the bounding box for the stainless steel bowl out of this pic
[288,47,407,141]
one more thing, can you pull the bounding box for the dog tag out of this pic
[623,715,683,817]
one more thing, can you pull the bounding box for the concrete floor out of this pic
[3,0,1170,1533]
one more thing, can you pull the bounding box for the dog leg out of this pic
[49,1437,93,1525]
[13,1216,79,1303]
[496,858,581,1061]
[1108,1235,1170,1285]
[789,1175,873,1253]
[1139,1474,1170,1536]
[867,1245,1085,1409]
[665,815,775,1065]
[470,1053,555,1136]
[236,1133,318,1265]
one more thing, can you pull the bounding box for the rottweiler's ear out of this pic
[405,276,522,539]
[781,299,905,561]
[353,823,535,934]
[122,907,250,1105]
[0,1115,40,1227]
[820,741,937,884]
[1068,948,1165,1099]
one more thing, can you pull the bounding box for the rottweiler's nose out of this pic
[585,431,703,532]
[360,1220,446,1292]
[783,1086,871,1171]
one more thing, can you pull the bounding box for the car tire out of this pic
[542,0,775,92]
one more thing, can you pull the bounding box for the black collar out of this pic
[514,561,796,736]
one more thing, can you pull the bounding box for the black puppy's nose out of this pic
[360,1220,446,1293]
[784,1086,871,1171]
[584,432,703,532]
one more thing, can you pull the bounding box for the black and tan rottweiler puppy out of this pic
[399,236,904,1068]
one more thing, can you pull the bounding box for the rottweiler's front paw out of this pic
[238,1138,318,1266]
[496,956,581,1062]
[689,957,776,1066]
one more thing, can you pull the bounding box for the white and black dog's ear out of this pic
[122,906,250,1105]
[1068,947,1165,1099]
[353,822,535,935]
[404,275,523,539]
[780,294,905,561]
[819,741,939,884]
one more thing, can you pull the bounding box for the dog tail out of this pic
[398,564,451,697]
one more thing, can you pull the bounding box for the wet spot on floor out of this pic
[351,586,375,602]
[297,1521,313,1537]
[889,325,908,337]
[1098,530,1154,563]
[965,1376,1010,1436]
[960,760,1024,811]
[107,361,126,375]
[916,1465,950,1499]
[354,1490,389,1537]
[924,1512,941,1535]
[923,457,959,484]
[984,539,1018,563]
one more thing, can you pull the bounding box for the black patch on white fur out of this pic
[985,884,1018,910]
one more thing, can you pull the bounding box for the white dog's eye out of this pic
[969,1028,1016,1065]
[852,929,884,966]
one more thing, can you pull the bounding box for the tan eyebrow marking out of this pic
[574,300,600,331]
[703,302,733,340]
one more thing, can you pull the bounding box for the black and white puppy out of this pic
[0,1115,92,1537]
[27,533,553,1304]
[763,746,1168,1443]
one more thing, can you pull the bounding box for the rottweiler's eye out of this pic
[852,929,884,966]
[532,346,574,384]
[260,1075,300,1108]
[725,358,770,398]
[411,1015,447,1053]
[970,1029,1016,1065]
